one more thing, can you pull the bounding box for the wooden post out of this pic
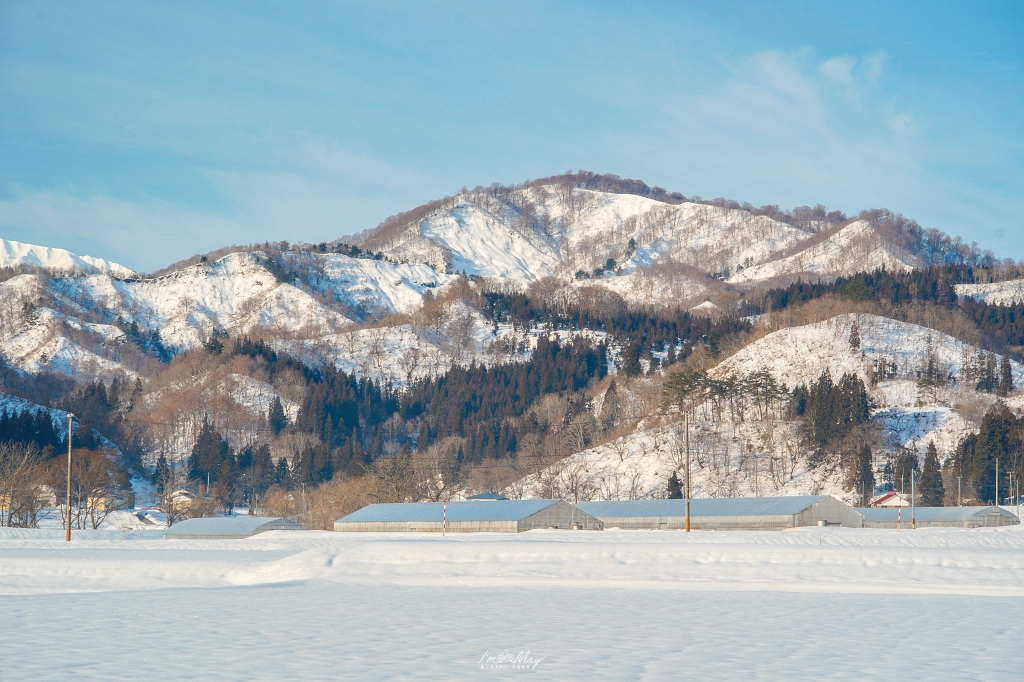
[684,412,690,533]
[66,413,74,542]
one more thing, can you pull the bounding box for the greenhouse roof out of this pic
[164,516,305,538]
[338,500,562,523]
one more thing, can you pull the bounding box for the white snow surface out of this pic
[956,279,1024,305]
[1,527,1022,680]
[0,237,136,277]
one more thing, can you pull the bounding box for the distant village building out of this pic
[872,492,911,507]
[166,489,197,509]
[466,492,508,501]
[88,489,135,512]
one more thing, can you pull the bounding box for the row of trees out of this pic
[951,405,1024,504]
[0,441,127,528]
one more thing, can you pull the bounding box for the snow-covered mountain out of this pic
[1,174,1014,509]
[1,238,137,278]
[0,179,949,383]
[356,185,924,305]
[0,249,463,379]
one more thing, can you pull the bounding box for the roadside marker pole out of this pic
[443,499,446,537]
[684,412,691,533]
[65,413,74,542]
[897,504,901,532]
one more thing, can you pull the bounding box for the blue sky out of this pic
[1,1,1021,272]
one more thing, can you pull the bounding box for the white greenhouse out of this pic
[164,516,307,539]
[576,495,863,530]
[857,506,1019,529]
[334,499,603,533]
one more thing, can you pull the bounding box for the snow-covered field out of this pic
[2,526,1022,680]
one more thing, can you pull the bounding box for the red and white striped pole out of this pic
[897,504,901,531]
[443,499,447,537]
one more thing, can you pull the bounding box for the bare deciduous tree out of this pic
[413,437,462,501]
[0,442,44,528]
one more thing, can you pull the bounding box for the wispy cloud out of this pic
[0,144,442,272]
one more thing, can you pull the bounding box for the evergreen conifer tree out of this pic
[189,417,231,486]
[920,440,945,506]
[973,405,1015,503]
[667,472,683,499]
[978,352,997,392]
[153,453,171,491]
[998,355,1012,397]
[268,397,287,435]
[600,380,620,431]
[850,445,874,505]
[620,342,643,377]
[849,321,860,351]
[274,456,291,487]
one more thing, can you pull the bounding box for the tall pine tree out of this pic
[268,397,287,435]
[998,355,1013,397]
[920,440,945,506]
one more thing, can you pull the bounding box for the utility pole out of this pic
[911,470,916,530]
[991,456,999,503]
[65,413,74,542]
[685,412,691,533]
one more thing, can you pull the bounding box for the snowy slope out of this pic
[728,221,916,283]
[955,279,1024,306]
[313,254,456,316]
[57,252,348,353]
[419,202,561,282]
[713,313,1022,455]
[1,238,136,278]
[0,245,465,379]
[713,313,1023,391]
[1,314,134,379]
